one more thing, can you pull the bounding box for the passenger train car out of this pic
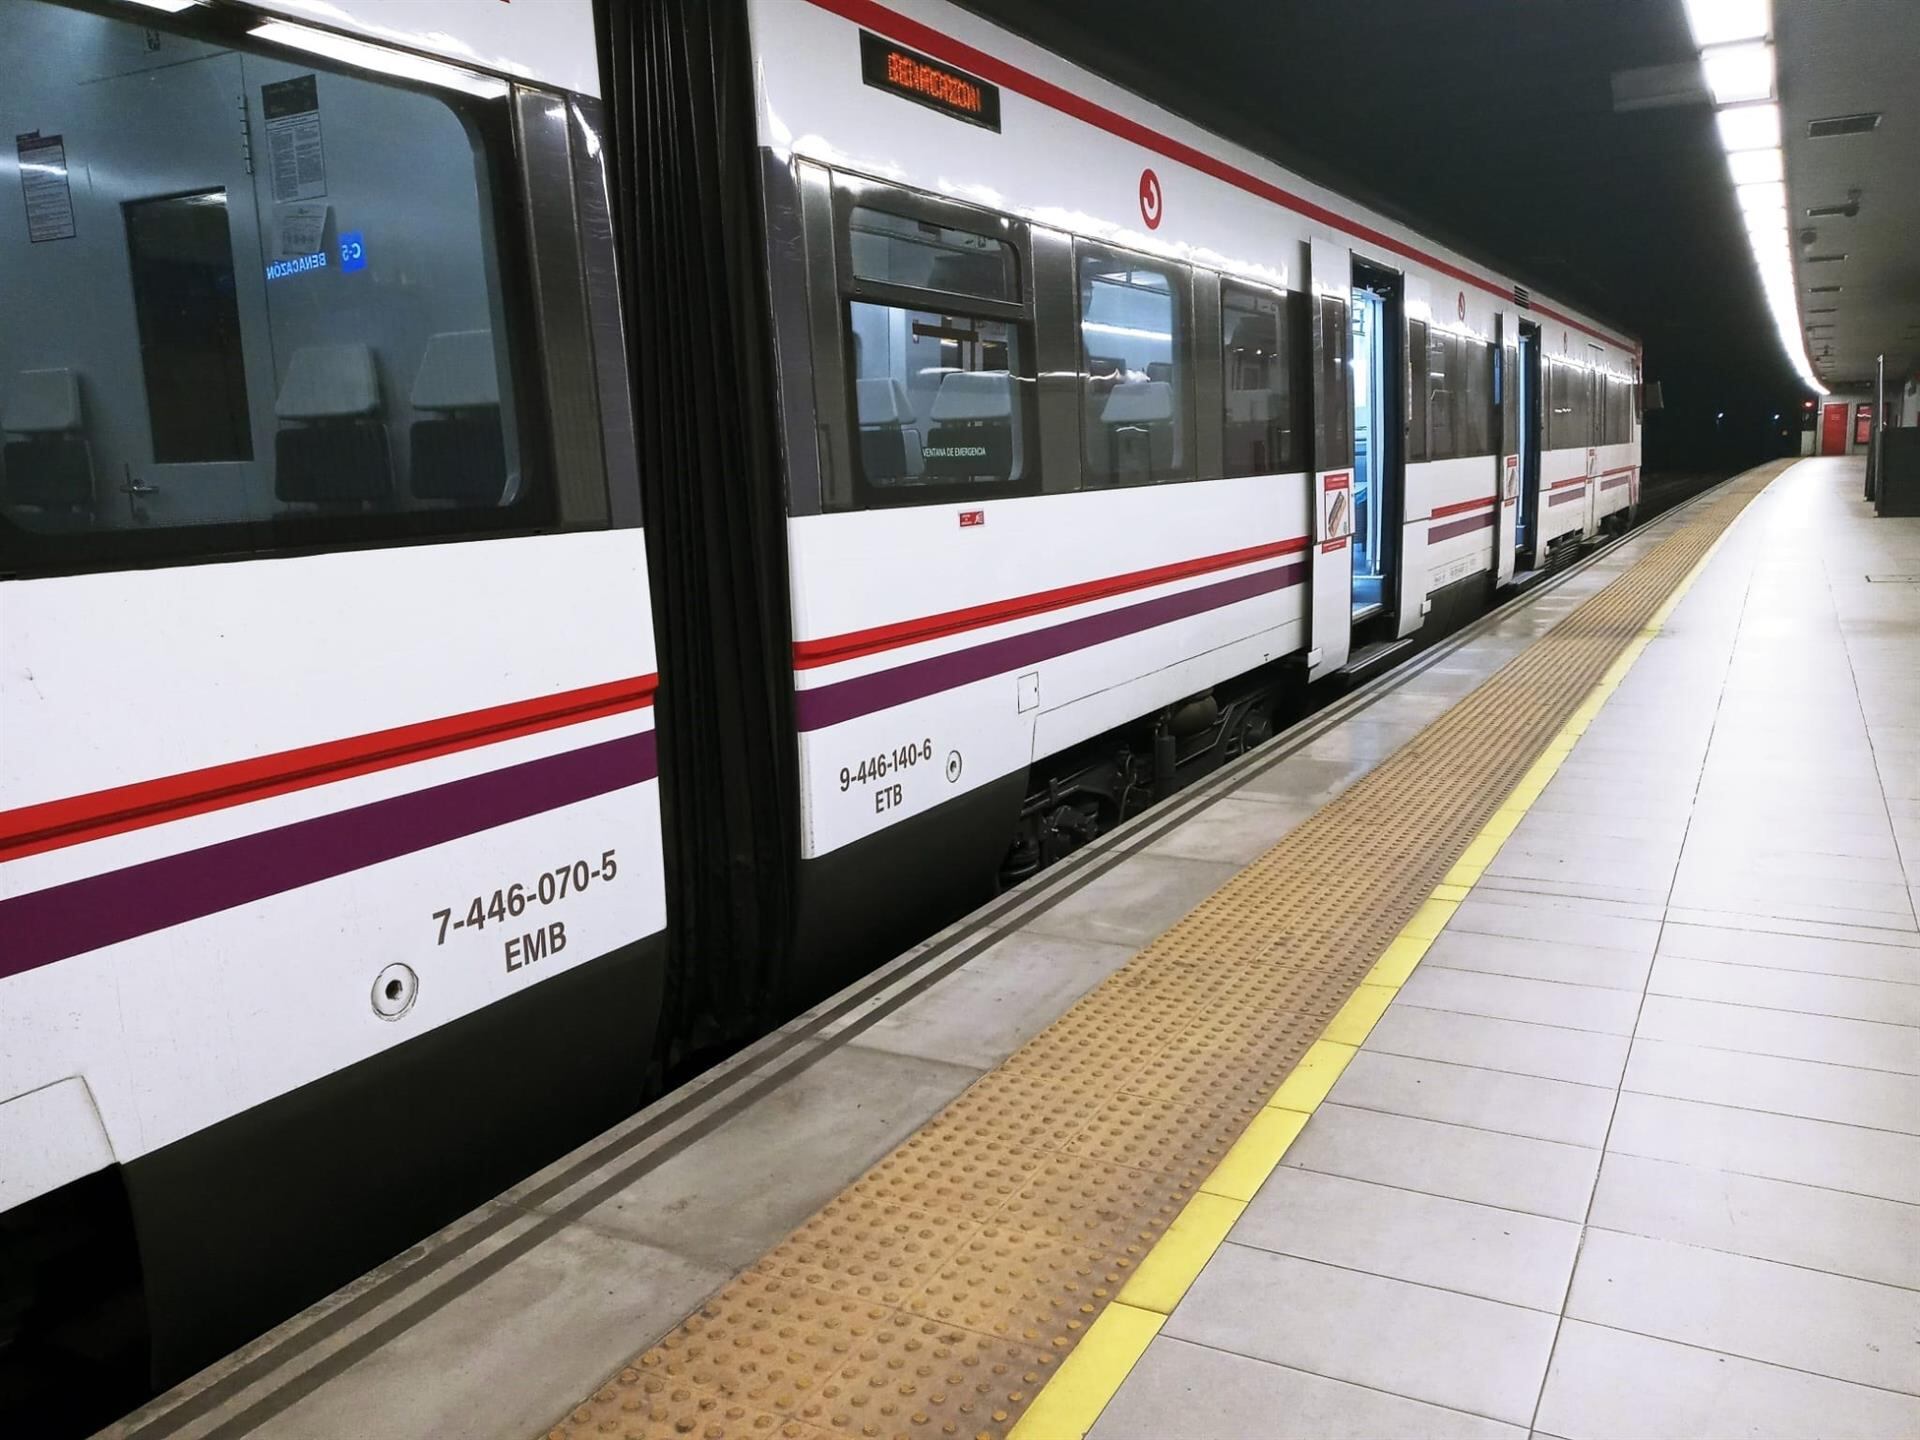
[0,0,1637,1422]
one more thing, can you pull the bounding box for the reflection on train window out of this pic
[1547,360,1574,449]
[848,205,1017,301]
[1607,377,1634,444]
[1427,330,1457,459]
[1080,250,1190,486]
[1315,293,1352,471]
[1406,319,1429,463]
[0,0,530,569]
[848,301,1034,497]
[1459,339,1492,456]
[1501,345,1518,456]
[1220,283,1307,477]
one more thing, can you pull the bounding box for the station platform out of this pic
[110,456,1919,1440]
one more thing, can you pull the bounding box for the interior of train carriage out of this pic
[1348,263,1403,627]
[0,1,526,555]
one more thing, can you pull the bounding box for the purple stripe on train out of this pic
[1427,510,1496,543]
[793,561,1307,732]
[0,731,657,979]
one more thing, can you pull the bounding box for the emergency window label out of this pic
[261,75,328,204]
[16,132,76,243]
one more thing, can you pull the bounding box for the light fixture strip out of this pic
[1685,0,1825,393]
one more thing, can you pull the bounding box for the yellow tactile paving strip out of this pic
[547,465,1785,1440]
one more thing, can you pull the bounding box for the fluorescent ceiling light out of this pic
[1717,101,1782,152]
[1683,2,1819,394]
[249,20,508,99]
[1727,147,1784,184]
[1702,41,1774,105]
[1683,0,1771,48]
[120,0,200,10]
[1736,180,1787,212]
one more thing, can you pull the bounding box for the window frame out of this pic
[1074,239,1199,489]
[826,177,1042,509]
[0,0,617,583]
[1218,278,1307,479]
[1406,318,1429,463]
[1459,336,1493,458]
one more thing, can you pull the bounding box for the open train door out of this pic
[1494,311,1520,586]
[1306,237,1354,680]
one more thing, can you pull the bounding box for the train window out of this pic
[1406,319,1429,463]
[1315,293,1353,472]
[1547,361,1573,450]
[1460,339,1493,456]
[847,299,1036,498]
[1501,345,1518,457]
[1079,247,1192,486]
[0,0,551,578]
[1427,330,1457,461]
[1220,283,1307,476]
[849,206,1017,301]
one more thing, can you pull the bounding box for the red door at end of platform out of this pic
[1821,402,1849,455]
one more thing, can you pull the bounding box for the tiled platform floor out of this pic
[1091,459,1920,1438]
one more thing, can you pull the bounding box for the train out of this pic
[0,0,1640,1422]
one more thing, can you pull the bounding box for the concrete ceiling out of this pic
[1779,0,1920,389]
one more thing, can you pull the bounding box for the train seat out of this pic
[924,371,1015,480]
[272,343,393,507]
[856,376,922,483]
[1100,378,1174,481]
[1,367,94,516]
[408,330,508,504]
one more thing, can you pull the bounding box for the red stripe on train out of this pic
[1428,494,1498,520]
[793,537,1309,669]
[0,675,658,863]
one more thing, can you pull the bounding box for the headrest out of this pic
[410,330,499,411]
[930,371,1012,422]
[1102,379,1173,425]
[3,368,81,433]
[276,344,381,420]
[856,377,915,426]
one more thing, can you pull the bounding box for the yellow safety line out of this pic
[1008,515,1743,1440]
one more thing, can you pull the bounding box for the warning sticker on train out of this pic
[1320,471,1353,547]
[859,31,1001,131]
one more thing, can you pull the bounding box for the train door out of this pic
[1493,313,1519,586]
[1820,401,1848,455]
[1516,321,1542,570]
[1348,261,1403,644]
[1305,238,1353,679]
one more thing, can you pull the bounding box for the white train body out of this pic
[750,0,1641,870]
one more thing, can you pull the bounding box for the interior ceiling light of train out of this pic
[1683,0,1825,395]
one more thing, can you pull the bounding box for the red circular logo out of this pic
[1456,291,1467,322]
[1139,168,1163,230]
